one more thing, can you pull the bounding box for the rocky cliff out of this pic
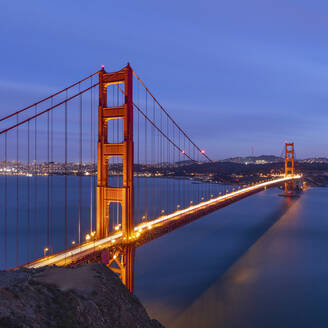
[0,263,164,328]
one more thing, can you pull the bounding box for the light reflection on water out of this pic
[135,188,328,328]
[0,176,227,269]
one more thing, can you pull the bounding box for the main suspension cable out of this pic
[0,71,100,122]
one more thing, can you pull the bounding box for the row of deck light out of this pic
[43,231,97,254]
[41,178,286,261]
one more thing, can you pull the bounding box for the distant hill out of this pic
[218,155,328,165]
[218,155,283,164]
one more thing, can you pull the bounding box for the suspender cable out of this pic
[90,78,93,233]
[0,83,99,136]
[151,99,155,219]
[145,90,148,219]
[64,90,68,250]
[27,121,30,262]
[116,86,119,227]
[93,85,96,230]
[16,114,19,266]
[178,129,181,209]
[50,98,54,253]
[171,124,175,212]
[115,84,197,162]
[34,105,38,259]
[132,70,215,164]
[166,115,169,212]
[183,135,186,207]
[160,109,163,215]
[0,71,100,122]
[4,133,7,269]
[79,84,82,244]
[136,77,140,223]
[47,106,50,252]
[137,100,140,223]
[111,87,115,231]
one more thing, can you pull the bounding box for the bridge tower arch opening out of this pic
[97,64,135,292]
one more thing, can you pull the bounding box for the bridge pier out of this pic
[101,245,135,293]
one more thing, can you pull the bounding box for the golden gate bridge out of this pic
[0,64,301,292]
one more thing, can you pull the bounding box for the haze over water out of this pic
[1,176,327,327]
[135,187,328,328]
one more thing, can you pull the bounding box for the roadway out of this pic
[25,175,301,269]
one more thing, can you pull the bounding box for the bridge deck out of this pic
[24,176,301,269]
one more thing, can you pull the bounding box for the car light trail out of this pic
[25,176,300,269]
[26,232,123,268]
[135,175,301,230]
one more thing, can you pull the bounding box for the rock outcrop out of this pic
[0,263,164,328]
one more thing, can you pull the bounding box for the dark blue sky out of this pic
[1,0,327,159]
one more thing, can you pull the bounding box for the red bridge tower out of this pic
[284,142,295,193]
[97,64,135,292]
